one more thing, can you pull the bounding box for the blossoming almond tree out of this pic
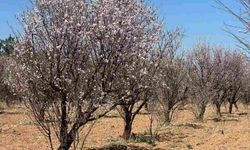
[153,29,189,124]
[0,56,21,107]
[211,48,245,116]
[211,48,231,117]
[114,52,158,140]
[224,52,245,113]
[186,42,215,121]
[94,0,162,140]
[10,0,162,149]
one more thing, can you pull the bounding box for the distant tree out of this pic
[0,35,15,55]
[211,48,245,116]
[186,42,215,121]
[152,29,188,124]
[8,0,162,149]
[224,52,245,113]
[211,48,230,116]
[0,35,18,106]
[0,56,7,102]
[0,41,2,52]
[0,56,21,106]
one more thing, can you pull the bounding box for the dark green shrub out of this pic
[132,134,156,146]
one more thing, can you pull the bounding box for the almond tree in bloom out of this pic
[114,46,160,140]
[186,42,215,121]
[10,0,162,149]
[0,56,8,106]
[211,48,231,116]
[224,52,244,113]
[114,56,152,140]
[0,36,18,106]
[152,29,188,124]
[211,49,245,116]
[0,56,21,106]
[93,0,162,140]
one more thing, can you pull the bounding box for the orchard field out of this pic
[0,104,249,150]
[0,0,250,150]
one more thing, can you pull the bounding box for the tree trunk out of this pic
[144,102,149,111]
[197,102,206,121]
[57,106,90,150]
[164,110,171,125]
[216,103,221,117]
[123,120,132,140]
[59,95,68,150]
[121,95,144,140]
[122,107,133,140]
[58,123,81,150]
[229,102,233,114]
[58,140,70,150]
[197,109,205,121]
[228,89,238,114]
[57,113,89,150]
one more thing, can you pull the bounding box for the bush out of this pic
[131,134,156,146]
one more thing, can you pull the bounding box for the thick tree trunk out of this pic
[58,140,71,150]
[58,95,68,150]
[58,112,89,150]
[123,120,132,140]
[57,105,91,150]
[122,107,133,140]
[58,123,81,150]
[121,96,144,140]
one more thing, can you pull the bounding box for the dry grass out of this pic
[0,104,249,150]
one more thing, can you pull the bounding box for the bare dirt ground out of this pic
[0,104,249,150]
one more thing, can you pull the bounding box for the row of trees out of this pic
[149,41,248,123]
[0,0,249,150]
[5,0,163,149]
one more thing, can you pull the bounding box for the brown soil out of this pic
[0,105,249,150]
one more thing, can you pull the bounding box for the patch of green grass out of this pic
[131,134,156,146]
